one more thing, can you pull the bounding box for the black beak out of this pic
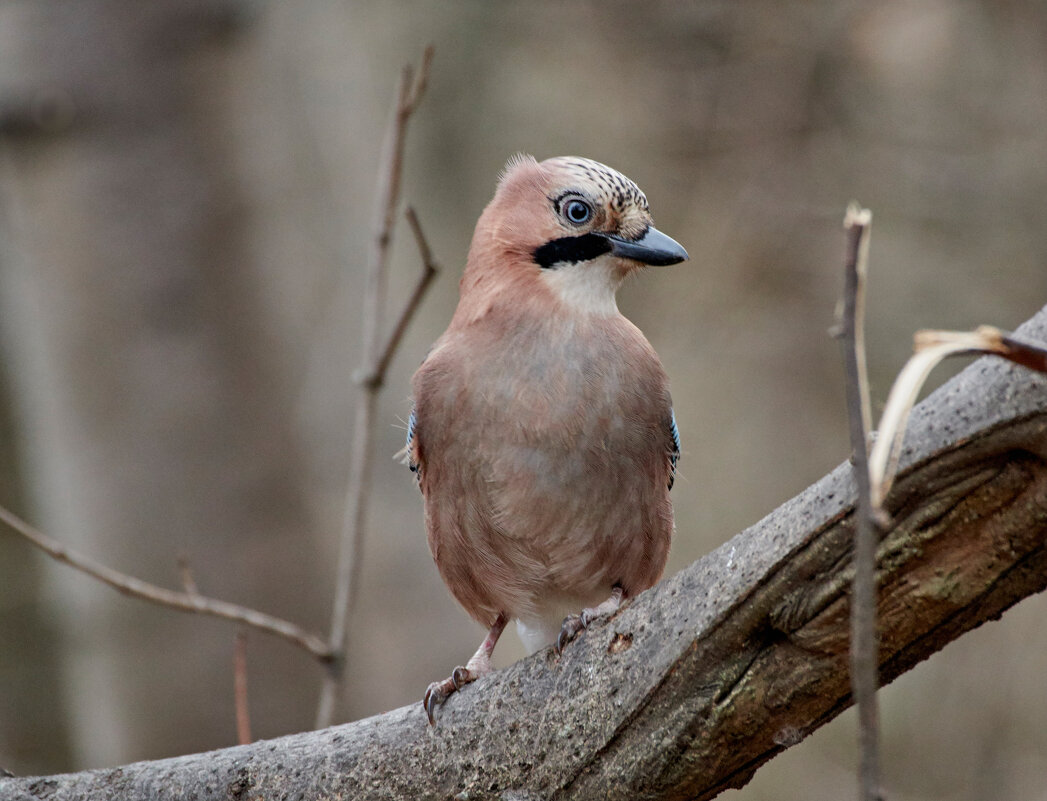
[601,226,688,266]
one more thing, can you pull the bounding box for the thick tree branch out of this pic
[5,304,1047,800]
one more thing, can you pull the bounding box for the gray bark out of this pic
[3,307,1045,799]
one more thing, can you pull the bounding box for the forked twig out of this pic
[358,207,440,389]
[0,504,332,661]
[315,45,437,730]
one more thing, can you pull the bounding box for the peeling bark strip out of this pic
[4,305,1047,800]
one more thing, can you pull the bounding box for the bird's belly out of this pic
[480,436,669,611]
[423,350,673,630]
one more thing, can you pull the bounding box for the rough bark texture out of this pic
[4,307,1046,798]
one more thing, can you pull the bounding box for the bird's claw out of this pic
[556,613,587,655]
[423,666,477,726]
[451,665,472,691]
[423,681,447,726]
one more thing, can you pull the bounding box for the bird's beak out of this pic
[602,226,688,266]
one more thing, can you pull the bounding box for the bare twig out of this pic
[869,325,1047,507]
[356,207,440,389]
[234,631,252,745]
[375,206,439,375]
[316,45,435,730]
[177,555,200,597]
[0,504,333,661]
[839,204,882,801]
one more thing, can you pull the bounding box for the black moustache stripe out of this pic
[533,233,611,269]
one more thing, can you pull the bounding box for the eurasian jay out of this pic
[405,155,687,724]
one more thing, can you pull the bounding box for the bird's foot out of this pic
[555,613,587,655]
[423,613,508,726]
[555,585,625,656]
[424,665,481,726]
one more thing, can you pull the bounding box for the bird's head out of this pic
[461,155,688,317]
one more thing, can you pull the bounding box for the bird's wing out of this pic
[400,406,421,480]
[668,408,681,491]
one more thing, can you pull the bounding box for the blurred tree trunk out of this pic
[0,349,72,773]
[0,0,323,767]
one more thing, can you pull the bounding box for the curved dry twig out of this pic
[869,325,1047,508]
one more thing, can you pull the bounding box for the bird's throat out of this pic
[538,255,624,317]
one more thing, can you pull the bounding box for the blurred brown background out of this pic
[1,1,1046,798]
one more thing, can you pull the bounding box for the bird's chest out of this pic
[474,329,632,422]
[458,324,665,480]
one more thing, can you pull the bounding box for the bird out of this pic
[404,154,687,725]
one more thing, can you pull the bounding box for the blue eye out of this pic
[563,198,592,225]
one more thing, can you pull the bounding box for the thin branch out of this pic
[233,631,252,745]
[402,45,434,113]
[177,554,200,597]
[0,504,333,661]
[316,45,435,730]
[847,204,874,442]
[361,206,439,385]
[839,204,882,801]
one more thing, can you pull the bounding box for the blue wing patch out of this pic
[668,409,681,490]
[405,407,419,474]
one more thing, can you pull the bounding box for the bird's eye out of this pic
[563,198,592,225]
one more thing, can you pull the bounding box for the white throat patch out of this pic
[539,255,624,317]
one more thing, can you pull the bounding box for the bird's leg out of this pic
[556,584,625,655]
[424,612,508,726]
